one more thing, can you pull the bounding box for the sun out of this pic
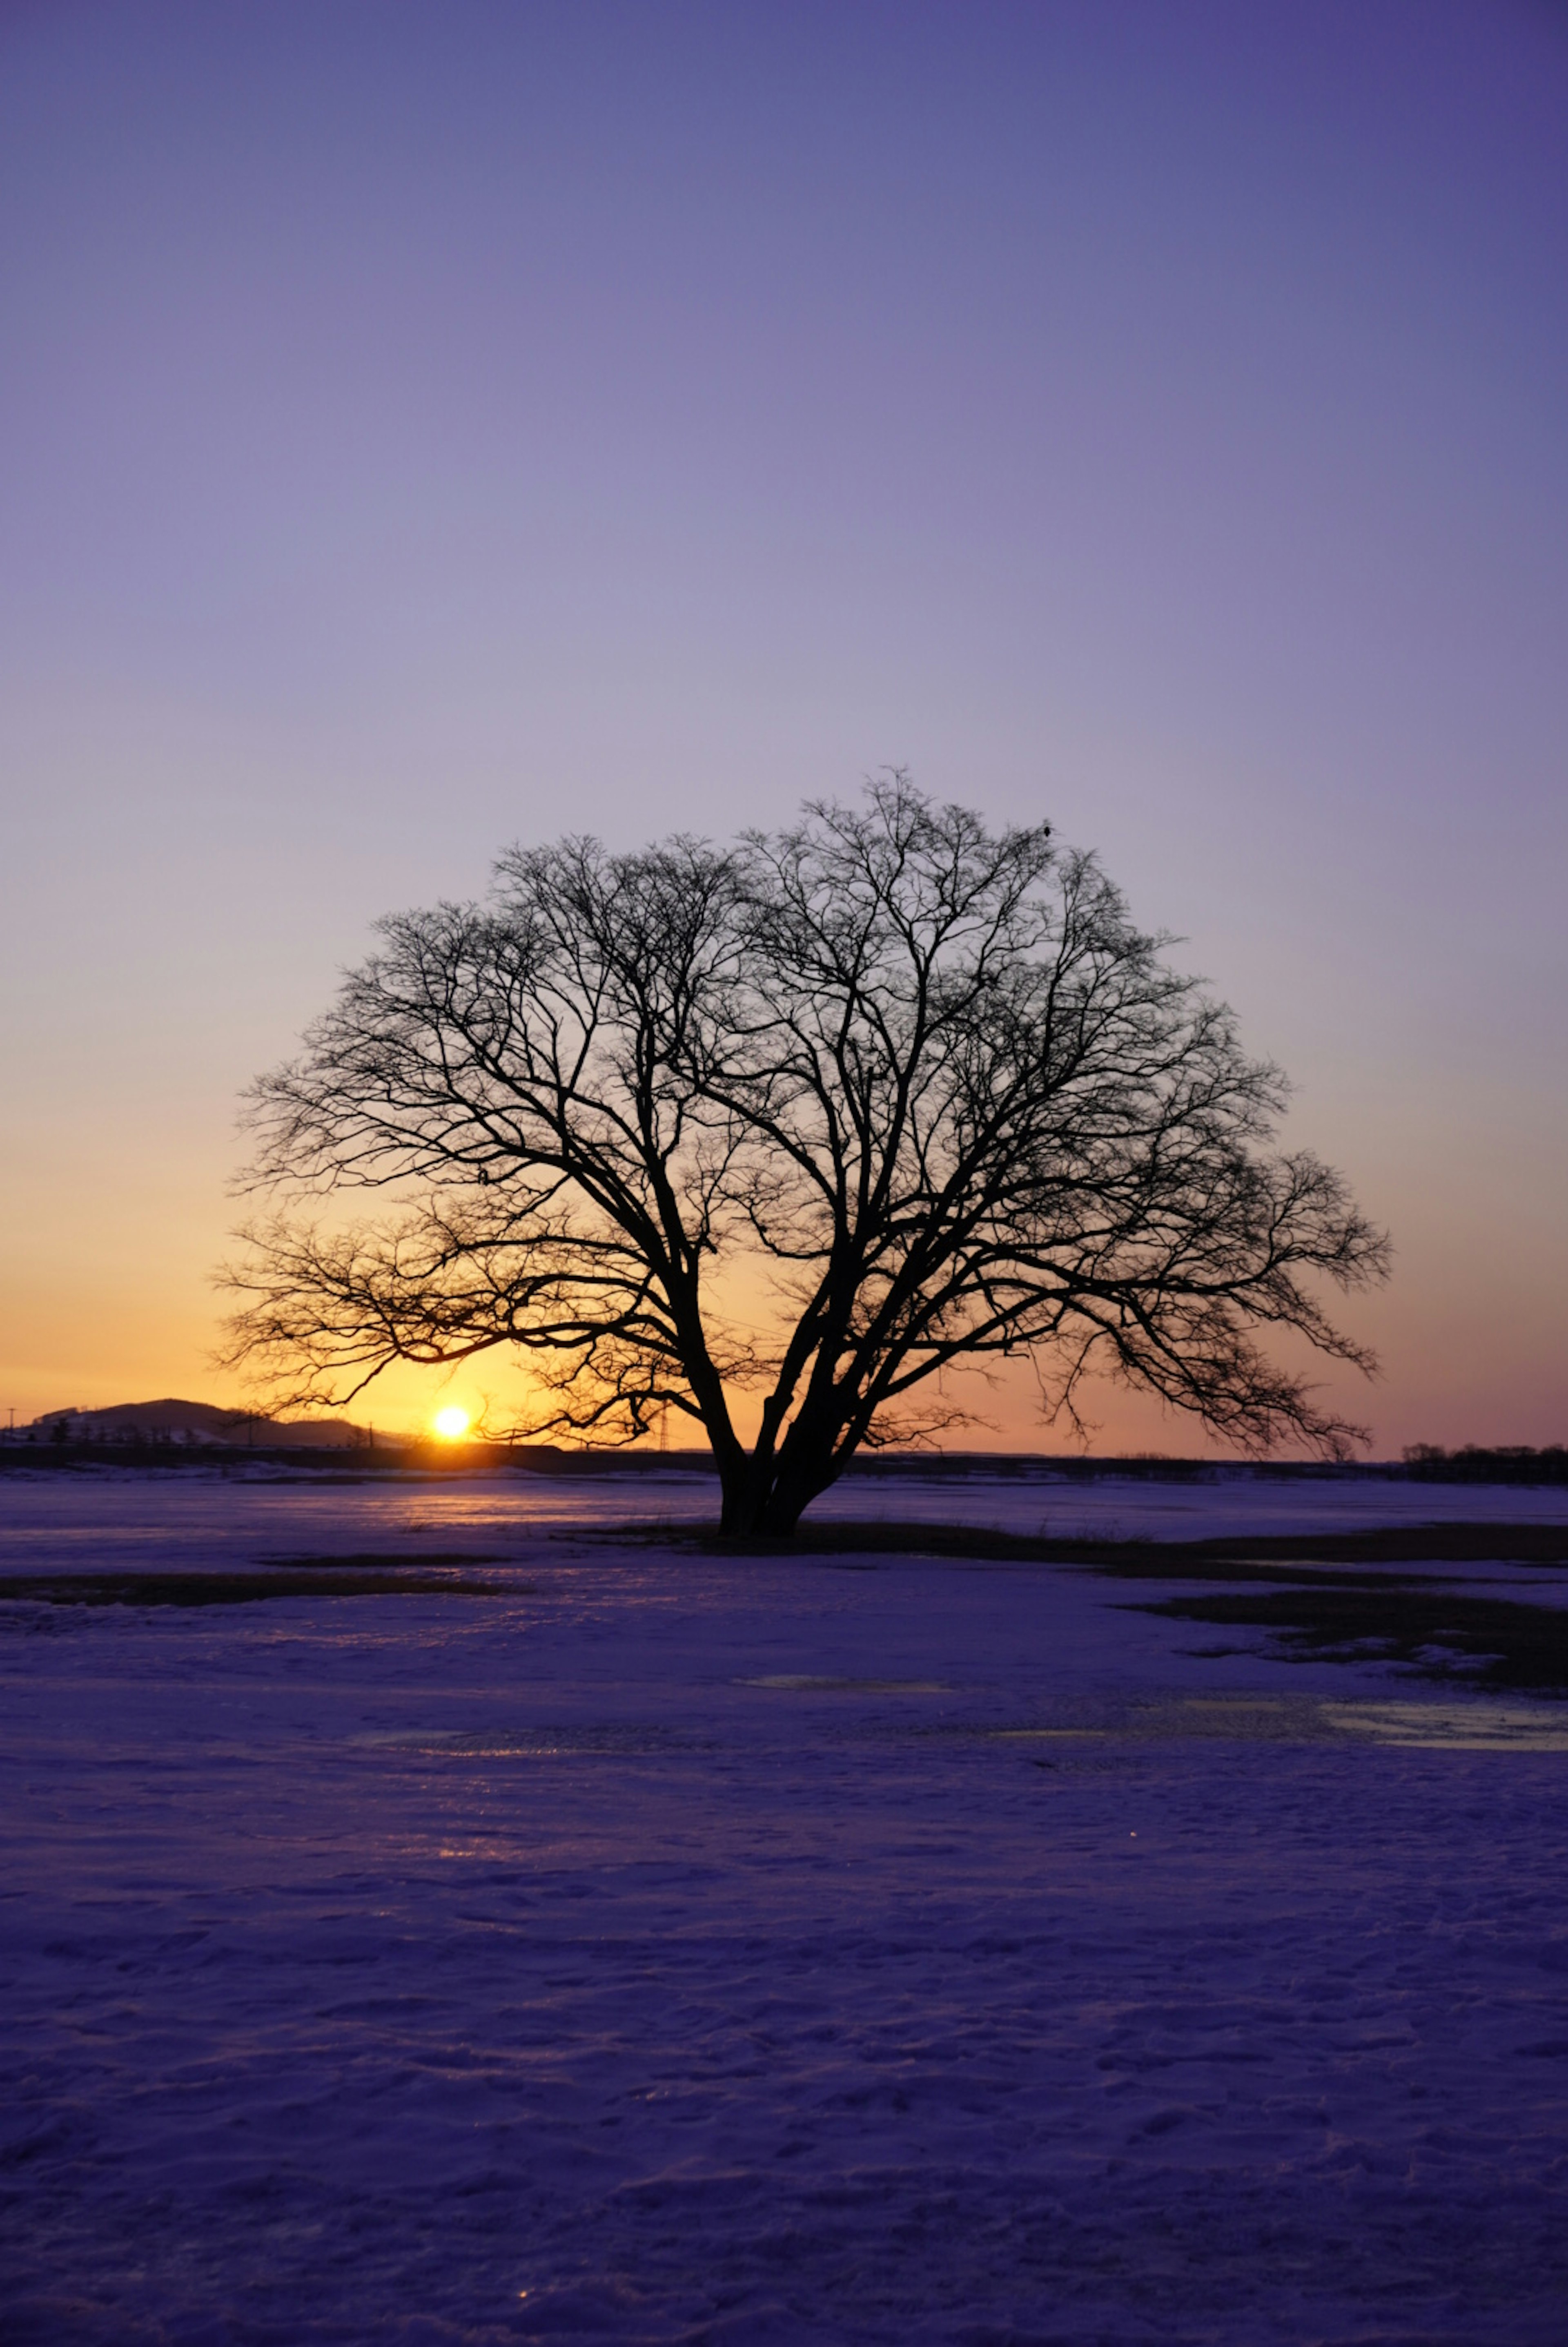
[431,1405,472,1441]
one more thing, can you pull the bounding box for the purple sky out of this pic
[2,1,1564,1448]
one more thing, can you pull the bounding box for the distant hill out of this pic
[20,1398,373,1448]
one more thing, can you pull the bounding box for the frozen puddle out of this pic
[1324,1698,1568,1749]
[356,1723,709,1756]
[738,1672,954,1691]
[1149,1693,1568,1747]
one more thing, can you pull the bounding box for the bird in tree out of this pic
[222,776,1388,1535]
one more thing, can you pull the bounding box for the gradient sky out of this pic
[2,0,1564,1451]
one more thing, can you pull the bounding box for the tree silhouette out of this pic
[222,779,1387,1534]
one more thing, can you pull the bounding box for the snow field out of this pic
[2,1476,1566,2343]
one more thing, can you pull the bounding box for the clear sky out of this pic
[2,0,1564,1451]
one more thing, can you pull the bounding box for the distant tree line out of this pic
[1403,1443,1568,1485]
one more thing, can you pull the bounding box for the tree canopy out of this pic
[223,779,1388,1532]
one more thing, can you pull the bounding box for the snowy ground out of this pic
[3,1472,1567,2343]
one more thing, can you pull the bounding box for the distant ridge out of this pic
[18,1398,370,1448]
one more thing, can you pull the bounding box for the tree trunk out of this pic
[717,1459,781,1538]
[716,1438,837,1539]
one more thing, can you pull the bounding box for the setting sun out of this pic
[431,1406,471,1441]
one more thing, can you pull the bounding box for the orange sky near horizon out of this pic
[3,1096,1560,1457]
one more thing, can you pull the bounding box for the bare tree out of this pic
[222,778,1388,1533]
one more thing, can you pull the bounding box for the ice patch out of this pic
[737,1673,952,1691]
[1323,1699,1568,1749]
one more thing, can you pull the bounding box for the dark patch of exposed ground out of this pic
[1131,1582,1568,1693]
[747,1517,1568,1570]
[686,1517,1568,1693]
[265,1549,512,1568]
[0,1569,523,1608]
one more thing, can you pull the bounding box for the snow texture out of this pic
[3,1472,1567,2344]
